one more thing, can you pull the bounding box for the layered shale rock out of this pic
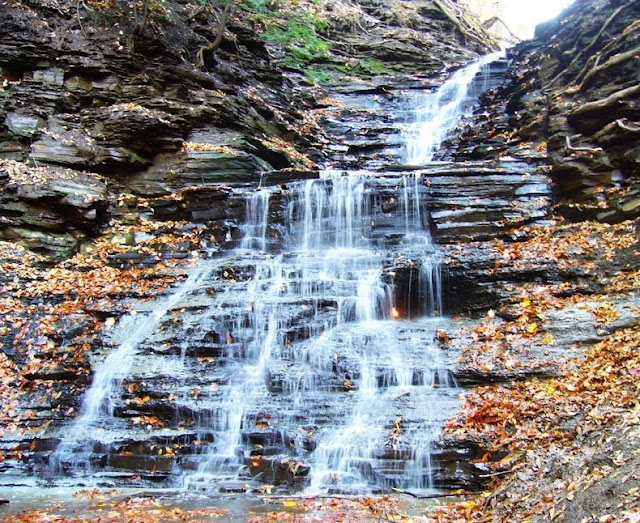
[450,0,640,222]
[0,159,109,257]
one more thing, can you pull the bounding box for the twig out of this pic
[391,487,475,499]
[478,468,517,478]
[616,118,640,132]
[76,0,89,37]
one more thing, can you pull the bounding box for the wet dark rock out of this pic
[430,439,494,491]
[248,455,310,484]
[23,368,81,381]
[107,454,176,474]
[425,162,553,243]
[107,251,163,269]
[218,483,250,493]
[452,366,561,387]
[126,145,272,198]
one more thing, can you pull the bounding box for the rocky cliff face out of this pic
[451,0,639,223]
[428,1,640,519]
[0,0,494,258]
[0,0,313,256]
[0,0,498,492]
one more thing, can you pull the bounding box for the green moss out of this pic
[357,59,393,76]
[303,67,334,84]
[240,0,332,71]
[237,0,411,83]
[127,150,153,166]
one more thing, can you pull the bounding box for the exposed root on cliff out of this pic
[570,84,640,117]
[546,0,635,88]
[195,3,231,69]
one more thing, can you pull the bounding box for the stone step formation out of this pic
[24,53,554,496]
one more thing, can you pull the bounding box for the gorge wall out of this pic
[0,0,499,490]
[0,0,495,258]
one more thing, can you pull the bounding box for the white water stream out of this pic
[404,51,504,165]
[50,261,214,477]
[48,52,503,494]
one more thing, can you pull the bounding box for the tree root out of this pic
[196,4,231,69]
[547,0,634,88]
[567,19,640,91]
[568,46,640,93]
[565,135,603,154]
[593,119,640,143]
[433,0,498,50]
[570,84,640,117]
[616,119,640,132]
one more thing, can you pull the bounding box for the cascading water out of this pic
[403,51,504,165]
[179,170,449,494]
[240,187,271,252]
[45,52,504,495]
[49,261,214,478]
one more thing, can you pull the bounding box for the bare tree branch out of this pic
[482,16,521,43]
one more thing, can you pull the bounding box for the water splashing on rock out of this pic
[44,53,513,496]
[403,51,504,165]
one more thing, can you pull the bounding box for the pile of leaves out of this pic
[438,327,639,521]
[431,218,639,521]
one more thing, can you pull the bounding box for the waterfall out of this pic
[403,51,504,165]
[50,261,214,477]
[240,187,271,252]
[44,52,503,495]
